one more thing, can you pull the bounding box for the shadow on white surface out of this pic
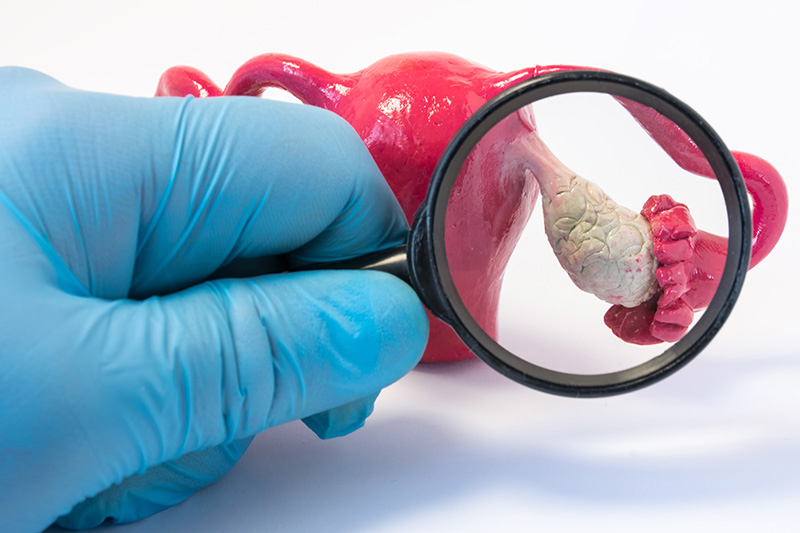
[48,351,799,532]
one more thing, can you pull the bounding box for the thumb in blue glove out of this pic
[0,67,428,531]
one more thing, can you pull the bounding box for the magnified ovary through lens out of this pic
[446,94,744,364]
[522,109,660,311]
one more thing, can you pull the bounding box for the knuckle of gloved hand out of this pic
[178,281,281,439]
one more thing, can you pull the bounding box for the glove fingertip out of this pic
[372,271,430,369]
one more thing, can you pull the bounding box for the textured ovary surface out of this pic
[542,173,658,308]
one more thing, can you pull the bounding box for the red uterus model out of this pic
[156,53,788,362]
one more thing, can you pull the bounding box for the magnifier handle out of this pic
[292,244,411,285]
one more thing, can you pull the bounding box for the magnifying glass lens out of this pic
[443,91,727,375]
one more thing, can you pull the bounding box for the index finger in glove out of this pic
[0,68,408,299]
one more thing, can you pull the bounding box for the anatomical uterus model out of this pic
[157,53,788,362]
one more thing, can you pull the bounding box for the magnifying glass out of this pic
[295,70,751,398]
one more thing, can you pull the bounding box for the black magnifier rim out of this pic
[415,70,751,397]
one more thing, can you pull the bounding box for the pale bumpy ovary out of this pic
[540,172,659,307]
[523,131,659,308]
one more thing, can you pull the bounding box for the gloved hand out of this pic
[0,68,429,531]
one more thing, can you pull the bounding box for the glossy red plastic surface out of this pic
[156,53,788,359]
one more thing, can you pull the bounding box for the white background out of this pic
[2,0,798,531]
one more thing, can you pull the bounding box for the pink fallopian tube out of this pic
[156,52,788,361]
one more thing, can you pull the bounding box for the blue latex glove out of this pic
[0,68,429,531]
